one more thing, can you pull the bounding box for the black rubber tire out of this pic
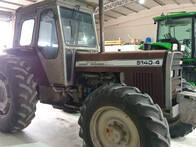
[168,117,195,138]
[0,55,38,133]
[168,79,195,138]
[79,84,170,147]
[53,105,79,114]
[62,107,79,114]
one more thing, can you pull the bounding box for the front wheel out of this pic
[79,84,170,147]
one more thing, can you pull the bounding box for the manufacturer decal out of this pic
[76,59,163,67]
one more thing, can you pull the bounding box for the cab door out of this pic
[35,8,66,85]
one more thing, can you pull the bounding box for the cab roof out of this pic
[154,12,196,21]
[16,0,95,14]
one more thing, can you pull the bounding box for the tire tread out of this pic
[79,84,170,147]
[0,55,38,133]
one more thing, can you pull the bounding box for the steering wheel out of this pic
[160,33,181,50]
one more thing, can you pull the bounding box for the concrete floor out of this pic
[0,103,195,147]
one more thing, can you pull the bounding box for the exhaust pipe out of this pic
[99,0,104,52]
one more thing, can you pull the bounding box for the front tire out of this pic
[79,84,170,147]
[0,56,38,133]
[62,106,79,114]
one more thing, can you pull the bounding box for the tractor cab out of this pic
[12,0,98,86]
[153,12,196,84]
[154,12,196,59]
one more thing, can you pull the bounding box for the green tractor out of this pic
[142,12,196,90]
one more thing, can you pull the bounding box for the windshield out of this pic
[157,17,192,58]
[60,7,97,48]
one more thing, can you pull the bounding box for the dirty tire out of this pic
[0,55,38,133]
[62,107,79,114]
[168,117,195,138]
[78,84,170,147]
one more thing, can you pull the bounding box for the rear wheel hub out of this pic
[90,106,140,147]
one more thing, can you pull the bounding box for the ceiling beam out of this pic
[190,0,196,4]
[111,9,127,16]
[152,0,166,6]
[96,19,108,23]
[95,15,113,20]
[107,0,137,14]
[0,0,24,7]
[105,14,117,19]
[0,6,15,11]
[122,6,138,13]
[95,0,137,15]
[0,10,13,17]
[24,0,37,2]
[172,0,180,5]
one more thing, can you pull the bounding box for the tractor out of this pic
[0,0,195,147]
[142,12,196,90]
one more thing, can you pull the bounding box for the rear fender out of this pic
[5,48,49,86]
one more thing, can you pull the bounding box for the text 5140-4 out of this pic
[137,60,161,65]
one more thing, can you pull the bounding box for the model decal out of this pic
[137,60,161,66]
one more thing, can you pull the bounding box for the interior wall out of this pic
[103,3,196,42]
[0,21,12,49]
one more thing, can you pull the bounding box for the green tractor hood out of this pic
[139,42,172,50]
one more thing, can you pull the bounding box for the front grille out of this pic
[133,72,154,96]
[171,53,183,98]
[130,69,164,106]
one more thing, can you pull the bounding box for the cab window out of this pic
[38,10,58,59]
[158,18,192,58]
[60,7,97,48]
[20,19,35,46]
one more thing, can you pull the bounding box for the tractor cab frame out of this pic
[12,0,99,86]
[154,12,196,84]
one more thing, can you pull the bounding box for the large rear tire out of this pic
[79,84,170,147]
[168,79,195,138]
[0,56,38,133]
[168,116,195,138]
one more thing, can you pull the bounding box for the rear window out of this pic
[20,19,35,46]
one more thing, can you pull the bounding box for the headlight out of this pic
[171,70,174,78]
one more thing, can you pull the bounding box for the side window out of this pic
[20,19,34,46]
[38,10,58,59]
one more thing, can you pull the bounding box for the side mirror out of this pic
[154,19,157,24]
